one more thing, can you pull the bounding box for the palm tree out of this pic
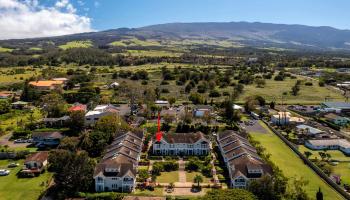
[168,182,175,189]
[194,174,203,188]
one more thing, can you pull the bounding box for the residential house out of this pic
[94,131,144,192]
[0,91,14,99]
[323,113,350,126]
[160,109,177,122]
[68,103,87,113]
[109,82,120,89]
[271,112,305,125]
[42,116,70,127]
[217,130,272,188]
[152,132,210,156]
[123,197,166,200]
[11,101,29,110]
[193,105,213,118]
[32,131,64,147]
[52,77,69,83]
[321,102,350,113]
[21,151,49,176]
[305,139,350,155]
[155,100,170,108]
[29,80,64,91]
[233,104,244,112]
[85,104,119,126]
[296,125,324,136]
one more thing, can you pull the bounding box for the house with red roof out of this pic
[68,103,87,112]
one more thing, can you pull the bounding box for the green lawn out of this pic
[0,159,52,200]
[29,47,42,51]
[122,50,182,57]
[59,40,93,50]
[133,187,164,196]
[298,145,350,162]
[333,163,350,186]
[186,172,211,183]
[249,121,344,200]
[298,145,350,186]
[238,77,345,104]
[156,171,179,183]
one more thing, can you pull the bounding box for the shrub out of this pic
[209,90,221,97]
[11,129,31,140]
[305,82,313,86]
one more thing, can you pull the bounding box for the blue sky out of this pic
[79,0,350,30]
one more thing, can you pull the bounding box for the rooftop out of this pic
[160,132,208,144]
[25,151,49,163]
[307,139,350,149]
[296,125,323,135]
[322,102,350,109]
[29,80,64,87]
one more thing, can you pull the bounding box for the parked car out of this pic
[14,139,26,143]
[8,163,19,168]
[0,169,10,176]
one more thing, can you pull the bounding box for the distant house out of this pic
[123,197,166,200]
[94,131,144,192]
[193,105,213,118]
[68,103,87,113]
[305,139,350,155]
[0,91,14,99]
[52,77,69,83]
[42,116,70,127]
[155,100,170,108]
[160,109,177,121]
[271,112,305,125]
[152,132,210,156]
[321,102,350,113]
[21,151,49,176]
[216,130,272,188]
[233,104,244,112]
[323,113,350,126]
[85,104,119,126]
[32,131,64,147]
[296,125,324,136]
[11,101,28,110]
[29,80,64,91]
[109,82,120,89]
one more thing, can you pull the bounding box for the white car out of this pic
[0,169,10,176]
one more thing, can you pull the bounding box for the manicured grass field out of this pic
[298,145,350,186]
[238,77,345,104]
[186,172,211,183]
[138,165,149,171]
[29,47,42,51]
[0,159,52,200]
[249,121,344,200]
[156,171,179,183]
[59,40,93,50]
[333,163,350,186]
[298,145,350,162]
[133,188,164,196]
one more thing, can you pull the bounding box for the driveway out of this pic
[0,133,30,148]
[240,120,268,134]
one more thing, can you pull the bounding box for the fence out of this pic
[262,120,350,200]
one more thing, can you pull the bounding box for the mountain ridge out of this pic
[2,21,350,51]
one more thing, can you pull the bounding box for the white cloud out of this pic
[0,0,93,40]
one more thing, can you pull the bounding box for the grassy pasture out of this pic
[0,47,13,52]
[110,38,161,47]
[249,121,344,200]
[59,40,93,50]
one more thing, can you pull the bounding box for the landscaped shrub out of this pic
[10,129,31,140]
[305,82,313,86]
[209,90,221,97]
